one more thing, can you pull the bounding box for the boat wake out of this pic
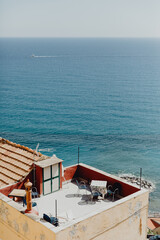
[31,54,57,58]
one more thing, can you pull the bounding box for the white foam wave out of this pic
[33,55,58,58]
[118,173,156,191]
[119,173,136,178]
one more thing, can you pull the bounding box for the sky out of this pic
[0,0,160,38]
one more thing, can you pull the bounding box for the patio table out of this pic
[8,189,26,206]
[90,180,107,199]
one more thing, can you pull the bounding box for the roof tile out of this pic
[0,138,43,189]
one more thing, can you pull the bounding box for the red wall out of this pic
[59,162,62,188]
[62,164,139,197]
[62,165,78,182]
[0,171,33,198]
[35,166,43,195]
[0,182,22,196]
[77,165,139,197]
[0,169,39,197]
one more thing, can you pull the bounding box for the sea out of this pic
[0,38,160,213]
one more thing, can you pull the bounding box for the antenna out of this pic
[140,168,142,189]
[33,143,39,187]
[55,199,57,219]
[78,146,79,165]
[54,199,59,227]
[36,143,39,156]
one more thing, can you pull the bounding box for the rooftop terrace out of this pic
[15,180,144,234]
[0,163,149,240]
[14,163,143,233]
[35,181,117,230]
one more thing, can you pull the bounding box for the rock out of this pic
[120,175,153,190]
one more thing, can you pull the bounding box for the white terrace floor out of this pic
[32,181,119,232]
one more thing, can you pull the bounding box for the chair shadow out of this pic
[78,200,96,205]
[78,194,96,205]
[81,194,91,201]
[65,193,82,198]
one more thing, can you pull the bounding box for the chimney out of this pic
[24,179,32,212]
[24,179,38,215]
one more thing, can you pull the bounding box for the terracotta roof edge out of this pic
[0,138,42,157]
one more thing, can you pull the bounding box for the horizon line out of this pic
[0,36,160,39]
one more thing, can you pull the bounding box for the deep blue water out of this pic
[0,38,160,212]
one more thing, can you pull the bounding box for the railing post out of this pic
[140,168,142,189]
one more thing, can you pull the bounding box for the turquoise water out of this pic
[0,38,160,212]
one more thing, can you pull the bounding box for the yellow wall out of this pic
[0,198,56,240]
[56,191,149,240]
[0,190,149,240]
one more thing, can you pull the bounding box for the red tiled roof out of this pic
[0,138,43,189]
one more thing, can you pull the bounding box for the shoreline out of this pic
[119,175,154,190]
